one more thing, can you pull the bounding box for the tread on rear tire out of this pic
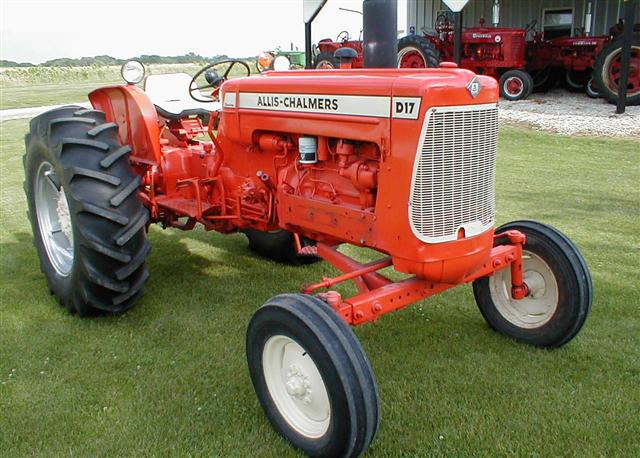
[24,105,150,315]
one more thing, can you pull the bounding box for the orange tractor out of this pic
[24,44,591,458]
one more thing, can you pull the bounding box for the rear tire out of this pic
[472,221,592,348]
[243,229,318,265]
[499,70,533,101]
[24,105,150,315]
[314,52,338,69]
[593,33,640,106]
[246,294,379,457]
[397,34,440,68]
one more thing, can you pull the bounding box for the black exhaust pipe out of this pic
[363,0,397,68]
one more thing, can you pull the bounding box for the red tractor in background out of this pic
[415,12,535,101]
[314,11,534,101]
[527,18,640,104]
[313,6,441,70]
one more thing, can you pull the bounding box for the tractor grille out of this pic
[409,103,498,243]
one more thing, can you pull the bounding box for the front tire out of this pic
[499,70,534,101]
[246,294,379,457]
[472,221,592,348]
[24,105,150,315]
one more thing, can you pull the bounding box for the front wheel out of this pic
[586,77,600,98]
[473,221,592,348]
[499,69,534,101]
[247,294,379,457]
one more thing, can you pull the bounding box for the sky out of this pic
[0,0,407,64]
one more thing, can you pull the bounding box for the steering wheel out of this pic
[435,12,453,34]
[189,59,250,103]
[336,30,350,42]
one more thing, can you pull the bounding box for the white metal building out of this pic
[406,0,639,37]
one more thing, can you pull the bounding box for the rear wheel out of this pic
[499,70,533,101]
[593,33,640,105]
[314,52,338,69]
[246,294,379,457]
[472,221,592,348]
[397,35,440,68]
[24,106,150,315]
[243,229,318,265]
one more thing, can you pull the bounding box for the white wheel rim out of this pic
[34,161,74,276]
[489,250,559,329]
[263,335,331,438]
[503,76,525,98]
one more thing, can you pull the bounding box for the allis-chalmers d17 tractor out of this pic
[24,57,592,456]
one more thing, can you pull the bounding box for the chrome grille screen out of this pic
[409,103,499,243]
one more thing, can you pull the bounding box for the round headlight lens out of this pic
[257,52,274,71]
[121,60,145,84]
[273,55,291,71]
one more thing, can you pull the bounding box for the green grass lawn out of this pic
[1,117,638,456]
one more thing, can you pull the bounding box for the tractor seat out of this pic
[144,72,220,119]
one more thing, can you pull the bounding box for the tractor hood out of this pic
[221,67,498,118]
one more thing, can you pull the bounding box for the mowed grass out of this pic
[1,117,639,457]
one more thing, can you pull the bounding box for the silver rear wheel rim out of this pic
[489,250,559,329]
[34,161,74,276]
[263,334,331,438]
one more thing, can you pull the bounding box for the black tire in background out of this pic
[314,52,339,69]
[564,69,589,92]
[499,69,534,101]
[586,77,600,98]
[243,229,318,265]
[24,105,150,315]
[593,33,640,106]
[246,294,379,458]
[397,34,441,68]
[472,220,592,348]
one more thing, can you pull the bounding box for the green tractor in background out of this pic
[256,45,306,72]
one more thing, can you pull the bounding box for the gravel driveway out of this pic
[499,90,639,137]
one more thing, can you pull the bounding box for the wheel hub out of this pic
[489,250,559,329]
[262,335,331,438]
[285,364,312,404]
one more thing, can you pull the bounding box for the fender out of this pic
[89,85,162,166]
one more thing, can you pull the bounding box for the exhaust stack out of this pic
[363,0,398,68]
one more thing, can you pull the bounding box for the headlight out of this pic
[257,52,274,71]
[121,60,145,84]
[273,55,291,71]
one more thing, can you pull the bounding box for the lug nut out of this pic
[372,302,382,313]
[354,310,365,320]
